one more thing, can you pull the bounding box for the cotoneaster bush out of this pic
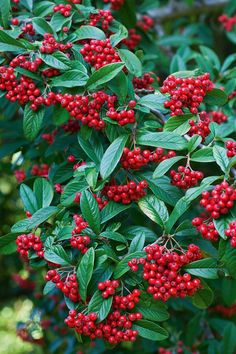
[0,0,236,353]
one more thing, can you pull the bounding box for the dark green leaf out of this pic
[153,156,185,179]
[77,248,95,302]
[101,202,131,224]
[87,63,125,90]
[51,70,88,87]
[74,25,106,41]
[88,290,112,322]
[137,132,188,150]
[132,320,169,341]
[114,251,146,278]
[117,48,142,76]
[138,195,169,227]
[80,190,100,234]
[23,105,45,140]
[33,178,54,209]
[20,184,38,213]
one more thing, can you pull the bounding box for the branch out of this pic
[149,0,228,22]
[135,93,165,125]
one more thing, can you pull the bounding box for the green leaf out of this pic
[136,93,166,112]
[213,145,229,173]
[110,24,128,46]
[191,148,215,162]
[33,1,54,17]
[88,290,112,322]
[132,320,169,341]
[61,179,88,206]
[107,71,128,102]
[41,52,71,70]
[74,25,106,41]
[23,105,45,140]
[129,233,145,253]
[33,178,54,209]
[117,48,142,76]
[137,132,188,150]
[0,30,26,51]
[221,242,236,279]
[0,0,11,28]
[188,135,202,152]
[50,12,72,32]
[20,184,38,213]
[101,202,131,223]
[136,303,169,322]
[164,114,194,132]
[192,281,214,309]
[0,233,19,255]
[32,17,53,35]
[51,70,88,87]
[11,206,58,233]
[100,135,128,180]
[100,231,127,244]
[185,258,219,279]
[78,135,102,165]
[77,248,95,302]
[204,88,228,106]
[153,156,185,179]
[138,195,169,227]
[86,63,125,90]
[43,281,55,296]
[214,216,234,240]
[44,245,71,266]
[80,190,100,234]
[114,251,146,278]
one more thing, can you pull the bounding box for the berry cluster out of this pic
[56,91,110,129]
[122,29,141,51]
[67,0,80,3]
[129,244,202,301]
[113,289,141,309]
[103,0,125,11]
[31,164,49,178]
[40,33,73,54]
[45,270,81,302]
[188,113,211,142]
[80,39,121,69]
[219,14,236,31]
[42,68,60,77]
[61,118,80,133]
[54,183,63,194]
[98,280,120,298]
[89,10,114,31]
[170,166,204,189]
[42,129,57,145]
[137,15,154,31]
[200,181,236,219]
[133,73,155,91]
[14,169,26,183]
[207,110,228,124]
[210,303,236,317]
[70,215,90,253]
[53,4,72,17]
[16,233,44,261]
[20,23,35,37]
[121,147,176,170]
[106,107,136,125]
[94,194,109,210]
[228,90,236,100]
[192,214,219,241]
[225,221,236,248]
[12,273,35,290]
[10,56,42,72]
[158,341,198,354]
[102,180,148,204]
[65,309,139,344]
[225,140,236,157]
[161,73,214,116]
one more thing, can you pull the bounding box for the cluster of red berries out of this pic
[20,23,35,37]
[45,270,81,302]
[129,244,202,301]
[54,183,63,194]
[56,91,110,130]
[10,56,42,72]
[31,164,49,178]
[70,215,90,253]
[133,73,155,91]
[192,214,219,241]
[225,140,236,157]
[188,114,211,142]
[42,68,60,77]
[103,0,125,11]
[53,4,72,17]
[219,14,236,32]
[121,147,176,170]
[137,15,154,31]
[170,166,204,189]
[42,129,57,145]
[12,273,35,290]
[225,221,236,248]
[16,233,44,261]
[67,0,80,3]
[158,341,198,354]
[65,309,139,344]
[106,107,136,125]
[14,169,26,183]
[113,289,140,309]
[80,39,121,69]
[161,74,214,116]
[228,90,236,100]
[94,194,109,210]
[210,303,236,317]
[61,118,80,133]
[102,180,148,204]
[207,110,228,124]
[98,280,120,298]
[17,327,44,346]
[89,10,114,31]
[40,33,73,54]
[200,181,236,219]
[122,29,141,51]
